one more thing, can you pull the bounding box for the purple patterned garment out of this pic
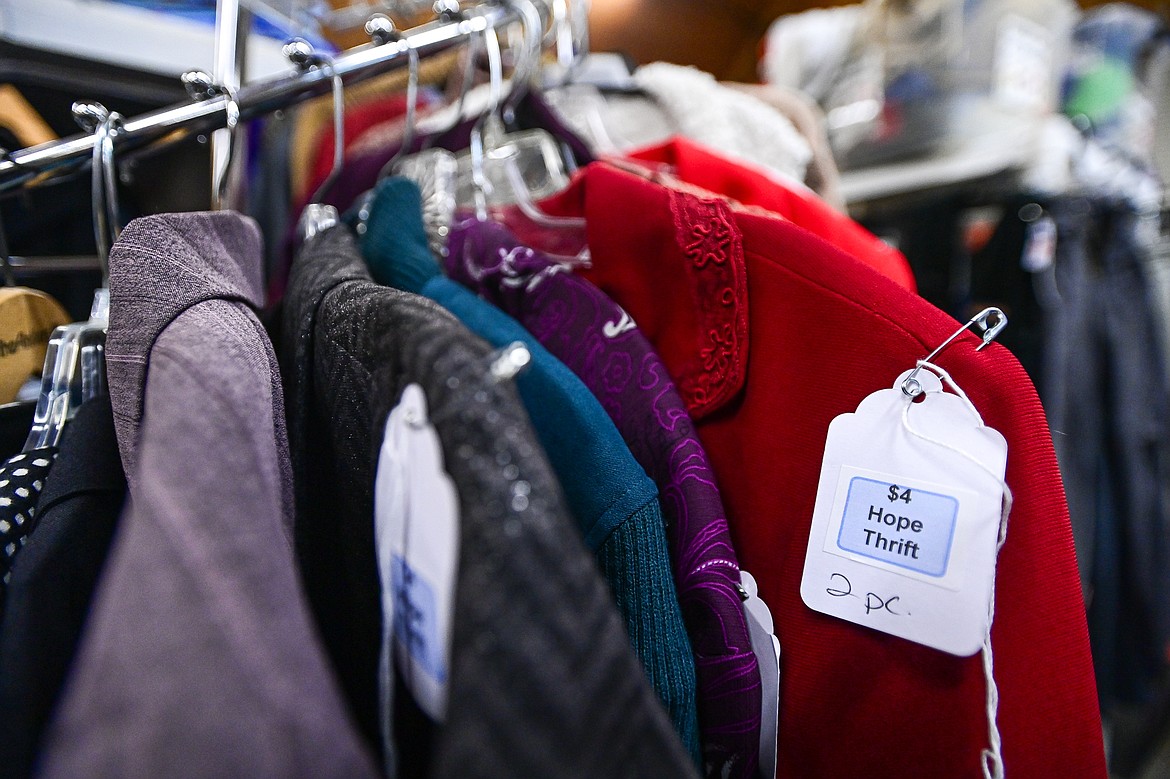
[446,218,763,779]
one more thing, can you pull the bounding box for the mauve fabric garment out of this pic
[281,223,699,779]
[446,216,763,779]
[0,396,123,779]
[504,162,1107,778]
[40,212,378,779]
[361,178,702,762]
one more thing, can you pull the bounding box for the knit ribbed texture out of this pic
[599,500,702,766]
[362,177,438,294]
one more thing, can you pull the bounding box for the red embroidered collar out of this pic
[507,161,751,420]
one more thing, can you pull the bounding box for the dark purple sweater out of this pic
[446,217,763,779]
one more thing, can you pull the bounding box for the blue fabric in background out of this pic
[106,0,335,49]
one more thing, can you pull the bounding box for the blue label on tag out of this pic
[835,477,958,577]
[391,555,448,682]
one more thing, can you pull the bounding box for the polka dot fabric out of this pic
[0,448,58,585]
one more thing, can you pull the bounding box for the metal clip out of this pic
[488,341,532,382]
[298,204,339,241]
[364,13,401,45]
[181,70,221,101]
[901,307,1008,398]
[433,0,464,22]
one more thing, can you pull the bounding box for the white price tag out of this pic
[375,383,461,722]
[800,369,1008,656]
[740,570,780,779]
[1021,214,1057,273]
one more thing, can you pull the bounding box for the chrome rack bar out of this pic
[0,1,527,193]
[210,0,251,210]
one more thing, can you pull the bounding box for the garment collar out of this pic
[106,211,266,473]
[526,161,751,419]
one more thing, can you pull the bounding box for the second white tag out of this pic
[375,383,461,722]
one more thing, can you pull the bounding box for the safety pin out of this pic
[901,307,1007,398]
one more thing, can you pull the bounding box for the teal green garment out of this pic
[361,177,701,764]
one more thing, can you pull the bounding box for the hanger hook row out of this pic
[901,307,1008,398]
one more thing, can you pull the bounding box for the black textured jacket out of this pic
[280,224,698,778]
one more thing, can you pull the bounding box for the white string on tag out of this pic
[901,359,1013,779]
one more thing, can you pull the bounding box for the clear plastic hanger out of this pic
[542,0,623,154]
[24,101,115,452]
[455,8,583,232]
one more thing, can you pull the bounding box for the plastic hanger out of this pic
[454,9,582,231]
[540,2,623,153]
[24,101,115,451]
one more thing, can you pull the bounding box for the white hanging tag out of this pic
[799,368,1008,656]
[1021,213,1057,273]
[375,383,461,722]
[740,570,780,779]
[994,14,1053,113]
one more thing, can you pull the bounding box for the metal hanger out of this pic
[357,9,454,251]
[500,0,543,126]
[466,23,505,221]
[367,13,421,177]
[74,101,123,284]
[286,39,345,240]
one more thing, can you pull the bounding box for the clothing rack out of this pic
[0,0,541,194]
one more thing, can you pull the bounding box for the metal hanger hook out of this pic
[284,39,345,205]
[501,0,543,124]
[371,13,421,177]
[468,23,504,221]
[483,23,505,124]
[901,307,1008,398]
[180,69,241,210]
[73,101,123,285]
